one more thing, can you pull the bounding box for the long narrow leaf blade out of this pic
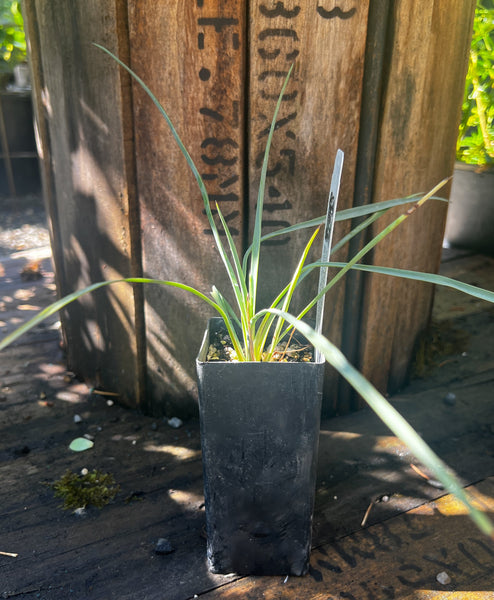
[337,194,448,221]
[243,194,449,260]
[297,178,451,319]
[265,309,494,540]
[94,44,240,327]
[263,225,320,360]
[215,203,249,344]
[323,263,494,304]
[248,64,294,315]
[0,278,223,351]
[93,45,207,204]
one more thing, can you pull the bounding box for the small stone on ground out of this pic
[155,538,174,555]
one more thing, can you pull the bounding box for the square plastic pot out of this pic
[196,318,325,576]
[444,163,494,255]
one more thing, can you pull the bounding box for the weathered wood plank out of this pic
[432,254,494,321]
[3,206,494,599]
[313,375,494,544]
[1,392,493,598]
[401,591,494,600]
[25,0,143,408]
[2,313,494,599]
[357,1,476,399]
[128,0,247,416]
[202,478,494,598]
[248,0,370,409]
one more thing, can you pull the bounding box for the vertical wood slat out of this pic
[357,0,476,397]
[248,1,370,409]
[0,96,16,196]
[22,1,60,282]
[113,0,148,409]
[128,1,247,416]
[26,0,142,407]
[337,0,392,414]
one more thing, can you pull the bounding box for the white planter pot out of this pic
[13,64,30,89]
[444,163,494,255]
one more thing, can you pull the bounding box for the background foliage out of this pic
[456,0,494,165]
[0,0,26,75]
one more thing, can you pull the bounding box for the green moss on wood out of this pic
[50,469,120,510]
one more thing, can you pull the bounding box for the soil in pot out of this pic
[205,321,314,363]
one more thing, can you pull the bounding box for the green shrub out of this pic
[0,0,26,75]
[456,0,494,166]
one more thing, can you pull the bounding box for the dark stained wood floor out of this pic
[1,245,493,599]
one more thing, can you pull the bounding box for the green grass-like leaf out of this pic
[276,179,450,340]
[0,278,226,351]
[242,193,449,256]
[248,64,294,319]
[265,310,494,540]
[322,263,494,304]
[262,225,320,361]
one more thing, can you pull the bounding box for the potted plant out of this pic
[196,316,325,575]
[1,46,494,575]
[444,0,494,254]
[0,0,27,89]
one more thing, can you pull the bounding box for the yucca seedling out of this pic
[1,46,494,538]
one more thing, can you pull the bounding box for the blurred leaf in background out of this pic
[0,0,26,75]
[456,0,494,166]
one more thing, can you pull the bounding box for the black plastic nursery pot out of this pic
[444,163,494,256]
[196,318,325,576]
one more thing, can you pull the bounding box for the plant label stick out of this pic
[315,149,344,347]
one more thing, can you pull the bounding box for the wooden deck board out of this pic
[1,247,493,599]
[202,479,494,599]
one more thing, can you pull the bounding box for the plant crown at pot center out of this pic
[1,45,494,538]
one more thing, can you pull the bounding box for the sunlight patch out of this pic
[144,443,200,461]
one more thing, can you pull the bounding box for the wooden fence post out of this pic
[24,0,145,408]
[355,0,475,405]
[248,0,370,407]
[127,1,247,415]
